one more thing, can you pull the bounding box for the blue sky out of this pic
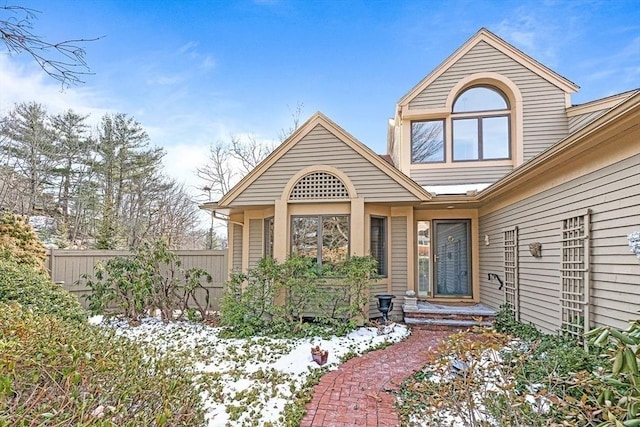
[1,0,639,196]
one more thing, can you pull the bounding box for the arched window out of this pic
[452,86,510,161]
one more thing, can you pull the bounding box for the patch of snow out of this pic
[88,315,104,325]
[96,318,409,426]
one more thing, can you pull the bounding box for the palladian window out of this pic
[452,86,510,161]
[291,215,349,268]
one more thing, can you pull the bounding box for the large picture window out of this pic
[370,216,387,276]
[411,119,445,163]
[291,215,349,268]
[452,86,510,161]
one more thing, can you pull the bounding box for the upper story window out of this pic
[411,119,444,163]
[452,86,510,161]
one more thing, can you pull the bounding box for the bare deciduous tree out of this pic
[229,134,274,176]
[198,103,304,203]
[196,142,235,200]
[278,102,304,142]
[0,5,100,87]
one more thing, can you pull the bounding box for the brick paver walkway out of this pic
[300,329,451,427]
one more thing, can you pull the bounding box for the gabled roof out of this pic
[398,28,579,107]
[217,112,432,206]
[567,89,639,117]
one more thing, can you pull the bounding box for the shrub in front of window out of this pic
[219,257,281,337]
[274,254,326,327]
[220,255,380,337]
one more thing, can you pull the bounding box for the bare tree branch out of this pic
[0,6,101,87]
[196,141,235,200]
[229,134,273,175]
[278,102,304,142]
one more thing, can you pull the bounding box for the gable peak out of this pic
[398,27,579,107]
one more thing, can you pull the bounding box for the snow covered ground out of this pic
[90,316,409,426]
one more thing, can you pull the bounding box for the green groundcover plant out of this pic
[396,304,639,427]
[0,302,205,426]
[0,258,86,322]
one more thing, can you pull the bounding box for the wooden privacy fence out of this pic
[47,249,228,311]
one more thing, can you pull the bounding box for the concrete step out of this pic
[403,302,496,331]
[405,317,493,331]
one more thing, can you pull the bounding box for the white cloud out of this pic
[0,53,114,124]
[494,11,560,66]
[178,41,199,54]
[200,55,216,70]
[163,143,210,192]
[146,74,185,86]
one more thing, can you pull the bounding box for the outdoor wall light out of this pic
[529,242,542,258]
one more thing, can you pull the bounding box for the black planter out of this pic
[376,294,396,323]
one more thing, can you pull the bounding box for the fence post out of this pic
[47,248,54,280]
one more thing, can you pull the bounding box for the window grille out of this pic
[503,226,519,320]
[289,172,350,200]
[560,210,591,348]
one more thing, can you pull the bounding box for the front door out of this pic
[433,220,472,297]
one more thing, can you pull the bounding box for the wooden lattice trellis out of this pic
[560,210,591,348]
[289,172,349,200]
[503,226,519,320]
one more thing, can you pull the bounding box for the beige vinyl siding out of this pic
[389,122,401,166]
[390,216,408,320]
[248,219,263,269]
[232,223,243,272]
[232,125,421,205]
[408,41,569,162]
[479,154,640,333]
[411,165,512,186]
[568,110,608,133]
[369,281,389,319]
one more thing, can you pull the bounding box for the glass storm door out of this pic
[433,220,472,297]
[416,221,430,298]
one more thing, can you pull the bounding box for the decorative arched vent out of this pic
[289,172,349,200]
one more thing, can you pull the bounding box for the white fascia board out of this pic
[422,183,492,195]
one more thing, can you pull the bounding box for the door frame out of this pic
[433,219,473,298]
[413,209,480,303]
